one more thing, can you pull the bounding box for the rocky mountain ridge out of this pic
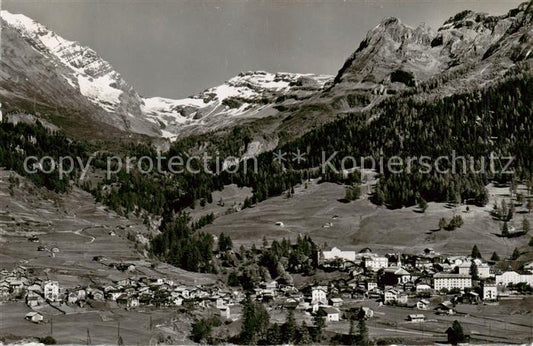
[0,10,330,139]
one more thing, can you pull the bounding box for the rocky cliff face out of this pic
[332,1,532,95]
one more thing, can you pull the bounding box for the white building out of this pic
[495,271,533,286]
[364,256,389,272]
[322,307,341,323]
[311,286,328,305]
[433,273,472,291]
[481,282,498,300]
[43,281,59,301]
[477,263,491,279]
[322,247,356,262]
[384,289,407,305]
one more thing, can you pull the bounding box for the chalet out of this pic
[0,282,10,297]
[8,279,24,295]
[321,307,341,323]
[88,288,105,302]
[67,292,79,304]
[436,301,455,315]
[330,297,343,307]
[27,284,42,294]
[408,314,425,322]
[25,312,44,323]
[416,299,430,310]
[26,291,45,307]
[384,289,407,305]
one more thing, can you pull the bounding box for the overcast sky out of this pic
[3,0,524,98]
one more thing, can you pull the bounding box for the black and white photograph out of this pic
[0,0,532,344]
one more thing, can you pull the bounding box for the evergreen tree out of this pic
[511,247,521,260]
[240,295,270,344]
[471,245,482,259]
[191,318,212,343]
[522,217,530,234]
[490,252,500,261]
[470,262,479,280]
[446,320,466,345]
[418,198,428,212]
[502,221,510,237]
[266,324,282,345]
[348,318,357,345]
[357,316,370,346]
[281,310,297,343]
[295,322,312,345]
[313,310,326,342]
[527,200,533,214]
[438,218,447,230]
[218,232,233,252]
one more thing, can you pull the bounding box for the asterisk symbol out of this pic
[273,150,287,165]
[292,149,307,164]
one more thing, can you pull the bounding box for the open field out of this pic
[202,179,533,259]
[0,169,216,286]
[0,301,194,345]
[323,296,533,344]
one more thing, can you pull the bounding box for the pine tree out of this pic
[522,217,530,234]
[418,198,428,212]
[490,252,500,261]
[296,321,312,345]
[281,310,297,343]
[470,262,479,280]
[266,324,282,345]
[471,245,482,259]
[447,320,466,344]
[348,318,357,345]
[357,316,370,346]
[313,310,326,342]
[502,221,510,237]
[438,218,447,230]
[511,247,521,260]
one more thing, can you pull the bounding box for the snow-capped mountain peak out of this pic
[0,10,332,139]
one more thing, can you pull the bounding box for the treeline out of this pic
[276,71,532,208]
[150,213,215,272]
[0,121,88,193]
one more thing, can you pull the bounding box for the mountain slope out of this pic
[239,1,533,146]
[0,10,331,140]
